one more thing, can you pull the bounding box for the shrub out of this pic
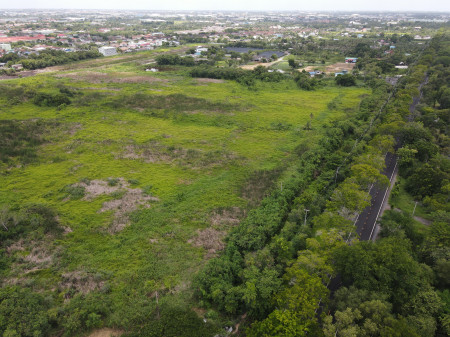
[33,92,71,107]
[335,74,356,87]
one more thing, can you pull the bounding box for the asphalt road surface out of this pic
[354,152,398,241]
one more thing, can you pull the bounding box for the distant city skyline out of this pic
[1,0,450,12]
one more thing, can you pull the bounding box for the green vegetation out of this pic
[0,46,370,336]
[0,49,102,70]
[195,32,450,337]
[0,17,448,335]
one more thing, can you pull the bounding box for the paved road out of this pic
[354,152,398,241]
[354,74,428,242]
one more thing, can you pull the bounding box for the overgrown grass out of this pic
[389,178,431,220]
[0,49,369,335]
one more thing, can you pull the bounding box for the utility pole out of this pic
[412,201,418,217]
[304,209,310,226]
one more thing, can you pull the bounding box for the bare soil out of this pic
[76,178,158,233]
[188,228,226,257]
[324,62,355,73]
[299,62,355,74]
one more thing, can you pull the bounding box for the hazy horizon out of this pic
[1,0,449,13]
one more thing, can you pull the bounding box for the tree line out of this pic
[0,49,101,71]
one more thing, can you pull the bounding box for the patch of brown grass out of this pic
[75,178,158,233]
[188,228,226,257]
[118,142,239,170]
[195,78,225,83]
[210,207,244,227]
[60,271,105,295]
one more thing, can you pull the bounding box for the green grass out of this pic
[389,178,431,220]
[0,49,369,332]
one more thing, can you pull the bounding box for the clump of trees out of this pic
[335,74,356,86]
[155,54,196,66]
[190,65,285,87]
[294,71,321,90]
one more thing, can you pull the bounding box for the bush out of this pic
[294,71,320,90]
[33,92,71,107]
[125,305,218,337]
[335,74,356,87]
[0,287,52,337]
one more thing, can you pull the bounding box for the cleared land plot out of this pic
[300,62,356,74]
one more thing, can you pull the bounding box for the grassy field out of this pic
[0,49,369,334]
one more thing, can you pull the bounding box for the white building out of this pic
[0,43,11,51]
[98,46,117,57]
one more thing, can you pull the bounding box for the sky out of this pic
[1,0,449,12]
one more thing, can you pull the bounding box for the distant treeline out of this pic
[0,49,102,70]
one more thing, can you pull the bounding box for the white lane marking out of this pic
[369,160,398,241]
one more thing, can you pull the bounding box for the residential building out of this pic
[98,46,117,57]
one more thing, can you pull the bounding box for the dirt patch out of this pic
[324,62,355,74]
[6,240,25,254]
[210,207,244,227]
[4,240,57,281]
[60,271,105,295]
[24,247,53,265]
[195,78,225,83]
[188,228,226,257]
[118,143,238,169]
[63,226,73,234]
[75,178,158,233]
[299,62,355,74]
[85,329,123,337]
